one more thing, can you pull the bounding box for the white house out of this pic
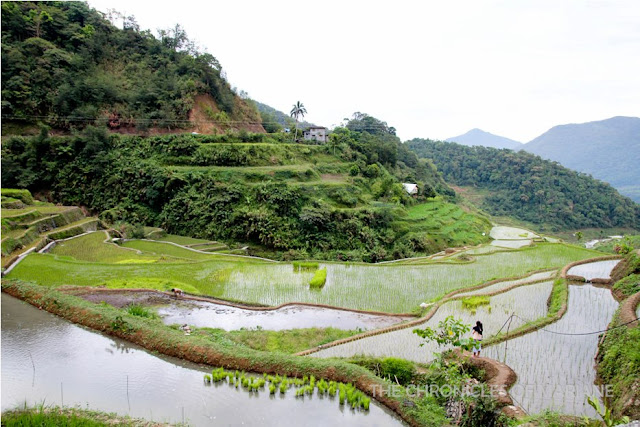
[303,126,329,143]
[402,183,418,195]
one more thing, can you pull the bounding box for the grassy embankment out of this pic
[1,405,167,427]
[596,252,640,419]
[7,238,600,313]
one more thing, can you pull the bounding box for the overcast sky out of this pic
[87,0,639,142]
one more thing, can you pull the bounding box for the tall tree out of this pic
[289,101,307,141]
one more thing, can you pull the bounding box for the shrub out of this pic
[309,268,327,288]
[380,357,416,384]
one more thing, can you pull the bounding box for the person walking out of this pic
[471,321,483,357]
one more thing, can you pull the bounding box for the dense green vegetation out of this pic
[406,139,640,231]
[1,1,261,132]
[524,116,640,202]
[597,309,640,419]
[2,114,490,261]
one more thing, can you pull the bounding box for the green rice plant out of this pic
[461,296,490,310]
[126,304,157,319]
[309,268,327,289]
[204,374,212,383]
[280,381,288,394]
[269,383,276,394]
[7,242,599,313]
[293,261,319,272]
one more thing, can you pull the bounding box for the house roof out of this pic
[402,183,418,194]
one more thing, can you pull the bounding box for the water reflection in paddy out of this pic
[157,299,412,331]
[1,294,403,426]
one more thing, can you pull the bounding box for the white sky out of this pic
[87,0,640,142]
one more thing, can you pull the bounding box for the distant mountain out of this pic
[523,117,640,202]
[446,128,522,150]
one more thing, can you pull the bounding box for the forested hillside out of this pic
[407,139,640,231]
[2,114,490,261]
[523,116,640,202]
[1,1,262,133]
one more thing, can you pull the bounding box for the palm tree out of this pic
[290,101,307,141]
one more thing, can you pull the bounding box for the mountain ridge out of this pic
[446,128,522,149]
[522,116,640,202]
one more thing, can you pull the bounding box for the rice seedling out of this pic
[313,280,555,362]
[126,304,157,319]
[309,268,327,289]
[204,374,212,383]
[280,381,288,394]
[461,296,490,310]
[293,261,319,272]
[269,383,276,394]
[483,283,619,417]
[7,241,599,313]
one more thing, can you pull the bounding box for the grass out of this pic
[149,233,213,246]
[594,235,640,254]
[396,198,492,248]
[6,243,600,313]
[199,327,362,354]
[612,273,640,297]
[50,232,161,263]
[1,405,160,426]
[126,303,158,319]
[1,205,74,217]
[121,240,246,262]
[597,308,640,419]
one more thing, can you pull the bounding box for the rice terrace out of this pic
[2,2,640,426]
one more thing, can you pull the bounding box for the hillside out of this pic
[446,128,522,150]
[1,115,491,262]
[406,139,640,231]
[253,101,314,133]
[0,2,263,134]
[523,116,640,202]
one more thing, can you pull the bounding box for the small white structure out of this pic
[402,183,418,195]
[303,126,329,143]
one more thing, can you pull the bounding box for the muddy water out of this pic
[1,294,403,426]
[484,283,618,417]
[157,299,411,331]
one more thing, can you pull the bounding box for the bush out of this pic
[309,268,327,288]
[380,357,416,384]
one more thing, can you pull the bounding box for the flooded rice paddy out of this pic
[312,281,554,362]
[483,283,618,417]
[1,294,403,426]
[454,271,556,298]
[78,291,411,331]
[567,260,620,281]
[157,300,410,331]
